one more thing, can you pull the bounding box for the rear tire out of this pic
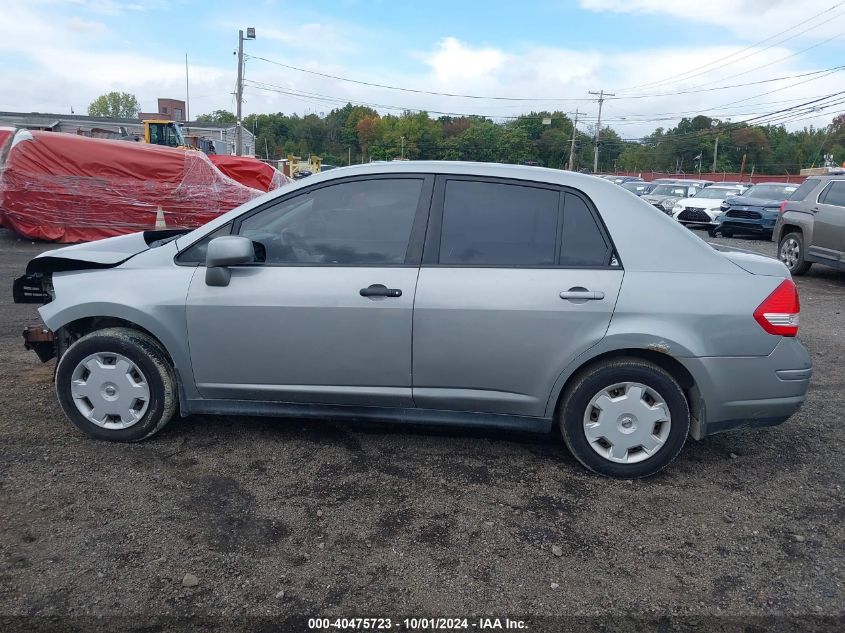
[558,358,690,478]
[779,231,811,276]
[55,327,177,442]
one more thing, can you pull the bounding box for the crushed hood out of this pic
[25,229,188,274]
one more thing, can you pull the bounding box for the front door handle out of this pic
[360,284,402,298]
[560,288,605,301]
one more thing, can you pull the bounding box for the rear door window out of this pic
[438,180,559,266]
[819,181,845,208]
[559,193,612,267]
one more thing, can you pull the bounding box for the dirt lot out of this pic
[0,227,843,631]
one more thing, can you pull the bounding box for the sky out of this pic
[0,0,843,138]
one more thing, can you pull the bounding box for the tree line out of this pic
[193,104,844,174]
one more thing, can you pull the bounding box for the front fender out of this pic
[39,265,201,400]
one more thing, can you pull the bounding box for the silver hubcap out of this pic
[70,353,150,429]
[779,238,800,269]
[583,382,672,464]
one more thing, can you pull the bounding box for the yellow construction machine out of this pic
[142,120,190,149]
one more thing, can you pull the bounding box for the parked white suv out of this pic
[672,186,743,231]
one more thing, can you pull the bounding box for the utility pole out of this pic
[235,31,243,156]
[712,136,719,172]
[235,27,256,156]
[348,147,351,165]
[589,90,614,173]
[185,54,190,122]
[568,108,580,171]
[401,136,405,160]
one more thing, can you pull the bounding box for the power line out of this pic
[245,54,598,102]
[615,1,845,94]
[693,29,845,89]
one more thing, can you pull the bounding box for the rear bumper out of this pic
[680,337,812,439]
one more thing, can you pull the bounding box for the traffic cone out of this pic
[154,206,167,229]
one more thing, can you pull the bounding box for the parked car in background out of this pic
[607,176,644,185]
[714,183,799,239]
[709,181,752,193]
[676,179,714,189]
[13,161,811,479]
[621,181,656,196]
[641,182,706,214]
[774,175,845,275]
[671,186,743,231]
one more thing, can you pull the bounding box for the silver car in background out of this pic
[14,162,811,478]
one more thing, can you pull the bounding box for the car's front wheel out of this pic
[55,327,177,442]
[559,358,690,478]
[779,231,812,275]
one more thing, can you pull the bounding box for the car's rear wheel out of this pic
[779,232,811,275]
[559,358,690,478]
[55,327,177,442]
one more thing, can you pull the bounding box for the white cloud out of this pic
[0,4,838,137]
[65,16,110,35]
[580,0,845,38]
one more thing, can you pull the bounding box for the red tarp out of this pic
[0,127,14,227]
[0,126,13,152]
[209,154,290,192]
[0,130,265,243]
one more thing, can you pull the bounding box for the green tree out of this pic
[87,92,140,119]
[196,110,237,124]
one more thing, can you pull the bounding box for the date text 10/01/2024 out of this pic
[307,618,528,630]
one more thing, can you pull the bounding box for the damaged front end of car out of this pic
[13,228,190,363]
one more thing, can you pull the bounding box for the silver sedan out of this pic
[15,162,811,478]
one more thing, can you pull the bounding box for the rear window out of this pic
[789,179,819,201]
[439,180,559,266]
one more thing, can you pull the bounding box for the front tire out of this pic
[779,231,811,276]
[558,358,690,478]
[55,327,177,442]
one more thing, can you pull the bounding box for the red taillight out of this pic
[779,200,787,213]
[754,279,800,336]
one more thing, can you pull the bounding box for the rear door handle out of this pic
[360,284,402,298]
[560,289,605,301]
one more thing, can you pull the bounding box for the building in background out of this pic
[0,104,254,156]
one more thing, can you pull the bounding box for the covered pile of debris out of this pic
[0,129,285,243]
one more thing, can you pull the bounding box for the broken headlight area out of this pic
[13,272,54,304]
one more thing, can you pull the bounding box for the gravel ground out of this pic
[0,227,843,631]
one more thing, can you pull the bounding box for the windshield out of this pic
[693,187,739,199]
[650,184,688,196]
[744,184,798,200]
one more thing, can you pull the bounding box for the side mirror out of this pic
[205,236,254,287]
